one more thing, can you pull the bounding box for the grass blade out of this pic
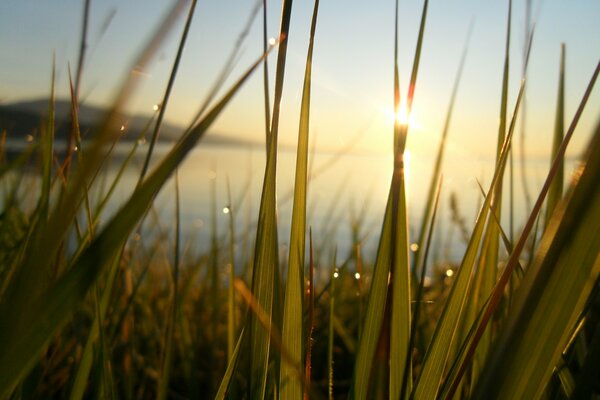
[280,1,319,398]
[247,0,292,397]
[545,43,565,227]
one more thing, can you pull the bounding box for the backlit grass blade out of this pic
[391,0,429,397]
[472,118,600,399]
[280,1,319,398]
[0,48,270,398]
[412,80,525,400]
[247,0,292,397]
[545,43,565,227]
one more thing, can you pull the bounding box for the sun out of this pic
[384,103,420,130]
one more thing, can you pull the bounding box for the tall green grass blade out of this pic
[390,0,429,397]
[248,0,292,397]
[473,118,600,399]
[401,176,442,399]
[444,59,600,399]
[0,47,270,398]
[280,1,319,398]
[412,80,525,400]
[545,43,565,227]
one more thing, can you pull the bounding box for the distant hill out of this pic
[0,98,260,149]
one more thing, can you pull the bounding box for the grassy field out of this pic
[0,0,599,399]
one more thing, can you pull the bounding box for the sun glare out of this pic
[384,103,420,130]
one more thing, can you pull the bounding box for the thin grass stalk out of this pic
[215,329,245,400]
[262,0,271,145]
[412,23,471,276]
[401,176,442,399]
[444,59,600,399]
[280,1,319,397]
[65,0,90,175]
[156,170,180,400]
[327,251,338,400]
[226,177,237,361]
[519,0,534,213]
[138,0,197,183]
[545,43,565,227]
[40,56,55,224]
[304,229,315,400]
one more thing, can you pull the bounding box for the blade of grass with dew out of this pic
[280,1,319,398]
[0,48,271,398]
[545,43,565,227]
[472,119,600,400]
[411,80,525,400]
[248,0,292,397]
[443,59,600,400]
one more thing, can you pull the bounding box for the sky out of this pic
[1,0,599,160]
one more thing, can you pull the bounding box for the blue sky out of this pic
[0,0,599,158]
